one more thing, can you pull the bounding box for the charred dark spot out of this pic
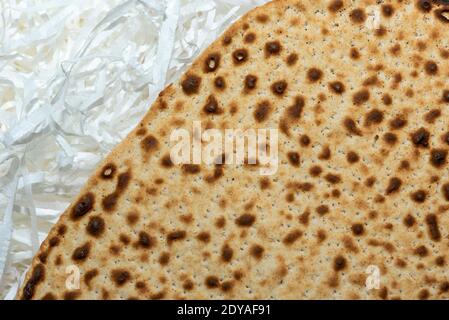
[250,244,264,259]
[328,0,343,12]
[383,132,398,145]
[119,234,130,245]
[259,178,271,190]
[411,190,427,203]
[365,109,384,126]
[393,72,402,84]
[287,96,305,119]
[235,213,256,227]
[214,76,226,90]
[443,90,449,103]
[424,109,441,123]
[117,171,131,191]
[390,117,407,130]
[329,81,345,94]
[310,165,322,177]
[150,291,166,300]
[254,101,271,123]
[244,32,256,43]
[57,225,67,235]
[318,146,332,160]
[283,229,303,245]
[332,189,341,198]
[350,48,360,60]
[414,245,428,257]
[256,14,269,23]
[441,183,449,202]
[233,49,248,65]
[379,287,388,300]
[102,192,118,212]
[351,223,365,236]
[38,252,48,264]
[271,80,288,95]
[389,44,401,56]
[21,264,45,300]
[205,166,224,184]
[333,255,347,271]
[439,282,449,294]
[442,132,449,146]
[375,26,387,37]
[135,281,146,292]
[183,280,194,291]
[41,293,56,300]
[287,152,300,167]
[182,164,201,174]
[316,205,329,215]
[221,281,234,292]
[425,61,438,75]
[382,93,393,106]
[158,252,170,266]
[138,231,155,248]
[286,53,298,66]
[111,269,130,287]
[411,128,430,148]
[167,230,186,244]
[299,135,310,147]
[404,214,416,227]
[72,243,90,261]
[109,245,120,255]
[222,35,232,46]
[350,8,367,24]
[307,68,323,82]
[49,236,59,247]
[221,244,233,262]
[317,230,327,243]
[205,276,220,289]
[343,117,362,136]
[63,291,80,300]
[299,182,314,192]
[386,177,402,195]
[353,89,370,105]
[426,214,441,241]
[84,269,98,287]
[381,4,394,17]
[325,173,341,184]
[244,75,258,91]
[86,216,105,237]
[363,75,380,87]
[215,216,226,229]
[101,163,116,180]
[265,41,282,57]
[347,151,360,164]
[181,74,201,95]
[298,211,310,226]
[141,135,159,153]
[436,256,446,266]
[417,0,432,13]
[430,149,448,168]
[71,193,94,220]
[161,154,173,168]
[203,95,222,115]
[197,231,211,243]
[204,53,220,73]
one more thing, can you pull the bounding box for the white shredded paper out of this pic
[0,0,270,299]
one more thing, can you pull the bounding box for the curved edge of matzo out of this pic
[15,0,287,300]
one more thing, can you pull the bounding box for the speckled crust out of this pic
[17,0,449,300]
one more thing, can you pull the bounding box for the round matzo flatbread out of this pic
[18,0,449,300]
